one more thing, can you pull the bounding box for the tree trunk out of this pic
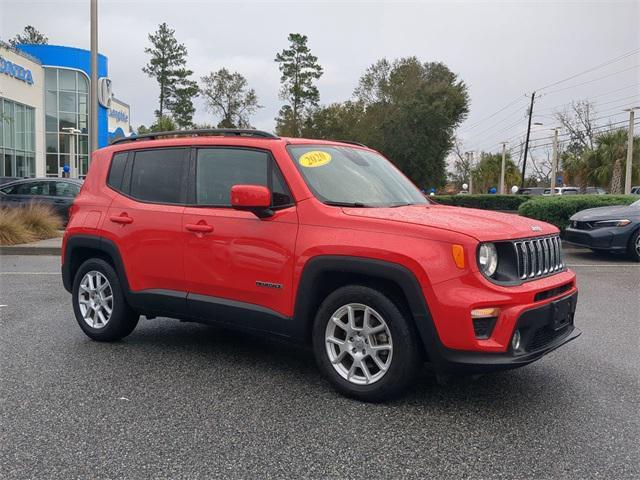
[610,159,623,194]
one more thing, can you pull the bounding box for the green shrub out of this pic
[518,195,637,232]
[434,194,531,211]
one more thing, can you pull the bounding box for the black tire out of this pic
[628,229,640,262]
[312,285,421,402]
[72,258,139,341]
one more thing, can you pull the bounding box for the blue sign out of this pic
[108,108,129,123]
[0,55,34,85]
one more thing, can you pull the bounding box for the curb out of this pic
[0,245,61,256]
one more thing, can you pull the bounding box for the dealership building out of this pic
[0,42,131,178]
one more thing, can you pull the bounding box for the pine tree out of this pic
[142,23,197,126]
[274,33,323,136]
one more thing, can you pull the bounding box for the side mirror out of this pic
[230,184,273,218]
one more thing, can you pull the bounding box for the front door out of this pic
[183,147,298,325]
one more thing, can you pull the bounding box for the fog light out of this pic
[511,329,522,351]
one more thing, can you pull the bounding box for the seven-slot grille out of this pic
[513,236,564,280]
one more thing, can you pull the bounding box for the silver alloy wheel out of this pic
[78,270,113,329]
[324,303,393,385]
[635,234,640,256]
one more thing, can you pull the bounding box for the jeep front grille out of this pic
[514,236,564,280]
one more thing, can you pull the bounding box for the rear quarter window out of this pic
[107,152,128,192]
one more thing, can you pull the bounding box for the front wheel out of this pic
[312,285,420,402]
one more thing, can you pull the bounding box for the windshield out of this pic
[288,145,427,207]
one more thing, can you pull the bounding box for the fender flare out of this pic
[62,234,130,294]
[292,255,441,355]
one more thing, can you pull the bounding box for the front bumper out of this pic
[565,225,631,252]
[431,292,580,374]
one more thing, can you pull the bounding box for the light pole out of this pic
[550,128,560,194]
[466,151,474,194]
[499,142,508,194]
[623,107,639,195]
[61,127,81,178]
[90,0,99,154]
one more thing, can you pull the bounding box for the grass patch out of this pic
[19,203,63,240]
[0,208,35,246]
[0,203,63,245]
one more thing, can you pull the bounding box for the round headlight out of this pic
[478,243,498,277]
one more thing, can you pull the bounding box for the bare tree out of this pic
[200,68,261,128]
[555,100,597,153]
[448,137,471,186]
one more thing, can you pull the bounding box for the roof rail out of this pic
[333,139,367,148]
[111,128,279,145]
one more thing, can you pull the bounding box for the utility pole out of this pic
[624,107,638,194]
[550,128,559,194]
[520,91,536,190]
[499,142,508,194]
[466,151,474,194]
[90,0,99,154]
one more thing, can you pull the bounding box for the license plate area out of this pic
[550,295,576,330]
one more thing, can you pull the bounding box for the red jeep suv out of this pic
[62,129,580,401]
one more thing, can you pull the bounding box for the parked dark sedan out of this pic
[0,178,83,219]
[565,199,640,261]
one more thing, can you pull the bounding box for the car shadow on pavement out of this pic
[98,317,572,414]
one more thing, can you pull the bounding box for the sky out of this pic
[2,0,639,163]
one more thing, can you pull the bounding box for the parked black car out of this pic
[0,178,83,219]
[565,198,640,261]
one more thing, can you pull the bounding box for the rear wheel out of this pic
[72,258,139,341]
[628,229,640,262]
[312,285,420,402]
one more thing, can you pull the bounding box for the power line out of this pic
[540,64,640,96]
[537,48,640,91]
[508,120,638,156]
[458,95,527,133]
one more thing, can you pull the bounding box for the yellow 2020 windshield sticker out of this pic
[299,151,332,168]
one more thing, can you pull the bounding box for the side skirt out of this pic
[127,289,297,339]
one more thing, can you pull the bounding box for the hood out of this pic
[341,204,557,241]
[570,204,640,221]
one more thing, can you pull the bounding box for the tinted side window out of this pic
[272,167,293,207]
[196,148,293,207]
[196,149,269,206]
[54,182,81,198]
[15,181,50,196]
[107,152,128,192]
[130,149,186,204]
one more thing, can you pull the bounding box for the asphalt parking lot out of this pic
[1,248,638,479]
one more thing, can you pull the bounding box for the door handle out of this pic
[185,223,214,233]
[110,214,133,224]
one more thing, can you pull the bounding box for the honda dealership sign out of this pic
[97,77,113,108]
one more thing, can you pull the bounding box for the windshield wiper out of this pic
[324,201,371,208]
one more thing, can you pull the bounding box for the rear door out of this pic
[101,148,189,295]
[182,147,298,322]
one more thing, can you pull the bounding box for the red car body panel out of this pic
[63,135,578,367]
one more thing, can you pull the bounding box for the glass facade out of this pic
[0,98,36,177]
[44,67,90,177]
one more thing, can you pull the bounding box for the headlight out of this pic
[593,219,631,227]
[478,243,498,277]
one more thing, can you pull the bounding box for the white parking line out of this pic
[567,264,640,267]
[0,272,59,275]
